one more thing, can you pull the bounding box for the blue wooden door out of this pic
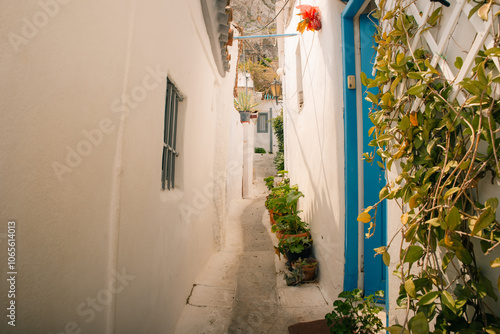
[360,14,387,299]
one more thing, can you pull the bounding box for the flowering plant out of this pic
[296,5,321,33]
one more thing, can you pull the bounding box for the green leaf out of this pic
[485,327,500,334]
[407,84,426,96]
[405,279,417,298]
[486,197,499,210]
[455,57,463,69]
[469,2,483,19]
[386,325,410,334]
[443,187,460,200]
[456,247,473,265]
[360,72,369,86]
[408,72,424,80]
[441,291,457,313]
[418,291,440,305]
[404,245,424,263]
[480,274,498,301]
[471,207,495,236]
[485,47,500,56]
[423,166,440,182]
[409,312,429,334]
[366,91,378,104]
[383,252,391,266]
[446,206,461,231]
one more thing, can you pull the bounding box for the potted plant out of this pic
[291,257,318,282]
[325,289,384,334]
[275,236,313,267]
[284,257,318,286]
[268,186,304,230]
[234,92,259,122]
[272,211,309,239]
[265,184,301,225]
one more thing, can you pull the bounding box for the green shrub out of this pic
[254,147,266,154]
[325,289,384,334]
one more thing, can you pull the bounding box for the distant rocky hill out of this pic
[231,0,279,60]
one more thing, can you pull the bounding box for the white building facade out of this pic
[0,0,243,333]
[278,0,500,327]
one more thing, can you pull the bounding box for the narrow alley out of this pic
[174,154,331,333]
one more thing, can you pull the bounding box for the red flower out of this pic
[296,5,321,33]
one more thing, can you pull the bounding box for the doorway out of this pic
[342,0,387,301]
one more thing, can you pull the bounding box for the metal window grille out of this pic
[162,78,182,190]
[257,112,268,133]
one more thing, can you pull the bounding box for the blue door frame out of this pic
[342,0,387,300]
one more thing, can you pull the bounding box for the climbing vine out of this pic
[359,0,500,333]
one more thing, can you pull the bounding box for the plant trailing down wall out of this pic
[273,111,285,171]
[358,0,500,333]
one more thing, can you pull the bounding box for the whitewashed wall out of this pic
[281,0,347,302]
[0,0,242,333]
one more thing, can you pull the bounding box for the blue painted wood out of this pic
[341,0,365,292]
[359,14,387,300]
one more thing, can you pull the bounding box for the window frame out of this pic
[257,112,269,133]
[161,78,183,190]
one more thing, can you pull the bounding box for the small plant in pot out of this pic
[266,185,302,225]
[285,257,318,286]
[275,236,313,269]
[325,289,384,334]
[271,212,309,239]
[291,257,318,282]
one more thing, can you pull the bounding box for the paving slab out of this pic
[188,284,235,308]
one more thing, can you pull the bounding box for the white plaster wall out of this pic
[281,0,347,302]
[0,0,242,333]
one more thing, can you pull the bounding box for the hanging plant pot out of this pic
[239,111,251,123]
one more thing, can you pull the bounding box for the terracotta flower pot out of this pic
[276,231,310,240]
[292,258,318,282]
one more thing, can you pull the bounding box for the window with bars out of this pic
[162,78,182,190]
[257,112,268,133]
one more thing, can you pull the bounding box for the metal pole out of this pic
[233,33,299,40]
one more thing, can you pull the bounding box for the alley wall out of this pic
[281,0,347,302]
[0,0,243,333]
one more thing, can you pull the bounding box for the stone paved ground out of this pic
[174,154,332,334]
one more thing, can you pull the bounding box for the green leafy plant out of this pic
[358,2,500,333]
[272,112,285,172]
[275,236,312,258]
[264,175,275,191]
[234,91,259,112]
[274,152,285,172]
[265,184,303,216]
[325,289,384,334]
[255,147,266,154]
[271,211,308,235]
